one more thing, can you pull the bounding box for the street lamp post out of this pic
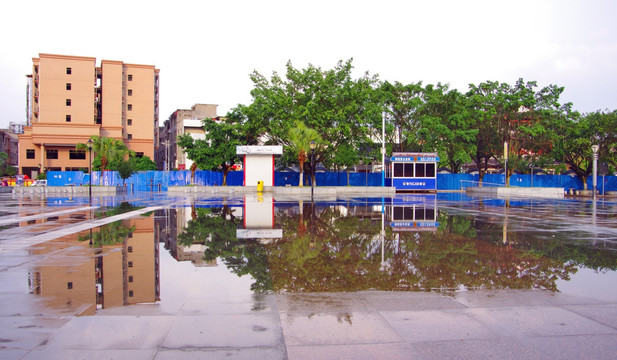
[87,138,93,205]
[162,140,170,171]
[309,141,316,201]
[504,141,508,186]
[592,144,599,198]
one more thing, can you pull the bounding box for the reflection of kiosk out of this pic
[387,195,438,231]
[236,194,283,241]
[237,145,283,187]
[386,152,439,192]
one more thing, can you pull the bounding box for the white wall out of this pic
[244,154,274,186]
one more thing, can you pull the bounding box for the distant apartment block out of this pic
[20,53,159,178]
[0,123,21,173]
[156,103,218,170]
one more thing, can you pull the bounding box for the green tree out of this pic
[177,118,248,186]
[417,84,477,173]
[0,152,12,176]
[116,160,135,186]
[547,109,617,188]
[585,110,617,172]
[77,136,132,185]
[230,59,382,171]
[381,81,424,152]
[288,121,322,186]
[467,80,518,184]
[128,155,157,171]
[332,143,359,185]
[466,79,565,184]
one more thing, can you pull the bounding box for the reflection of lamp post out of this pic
[592,144,599,198]
[528,163,534,188]
[309,141,316,201]
[87,138,93,205]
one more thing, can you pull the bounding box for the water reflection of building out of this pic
[155,208,177,258]
[28,215,159,315]
[155,206,225,267]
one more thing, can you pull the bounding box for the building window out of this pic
[128,74,133,81]
[127,119,132,126]
[128,246,133,253]
[66,99,71,106]
[128,261,133,268]
[136,152,144,158]
[26,149,35,159]
[69,150,86,160]
[46,149,58,159]
[129,276,134,283]
[66,115,71,122]
[128,232,133,238]
[129,290,134,297]
[66,83,71,90]
[67,282,73,290]
[128,89,133,96]
[127,104,132,111]
[127,134,132,140]
[66,67,72,75]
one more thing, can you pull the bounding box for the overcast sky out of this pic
[1,0,616,129]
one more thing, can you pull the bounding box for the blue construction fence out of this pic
[46,171,617,193]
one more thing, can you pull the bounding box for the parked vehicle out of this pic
[32,180,47,186]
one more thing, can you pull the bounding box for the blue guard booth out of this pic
[386,152,439,192]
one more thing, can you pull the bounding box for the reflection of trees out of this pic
[78,202,140,246]
[175,202,617,295]
[79,221,135,246]
[272,204,383,292]
[178,206,272,293]
[475,224,617,273]
[267,205,582,293]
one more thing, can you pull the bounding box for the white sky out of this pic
[1,0,616,129]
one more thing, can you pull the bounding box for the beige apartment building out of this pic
[20,53,159,178]
[157,104,219,170]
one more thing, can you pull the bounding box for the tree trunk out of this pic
[298,160,304,187]
[222,167,229,186]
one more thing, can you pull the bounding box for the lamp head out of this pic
[309,141,316,150]
[591,144,599,154]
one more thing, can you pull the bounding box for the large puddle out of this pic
[18,194,617,316]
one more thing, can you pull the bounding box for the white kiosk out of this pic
[236,145,283,187]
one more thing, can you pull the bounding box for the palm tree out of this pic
[288,121,321,187]
[77,136,132,185]
[190,162,198,185]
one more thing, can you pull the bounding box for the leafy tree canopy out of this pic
[177,117,250,185]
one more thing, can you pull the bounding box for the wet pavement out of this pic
[1,192,617,359]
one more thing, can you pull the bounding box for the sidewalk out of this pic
[2,286,616,359]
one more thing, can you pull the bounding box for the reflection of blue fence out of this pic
[46,171,617,193]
